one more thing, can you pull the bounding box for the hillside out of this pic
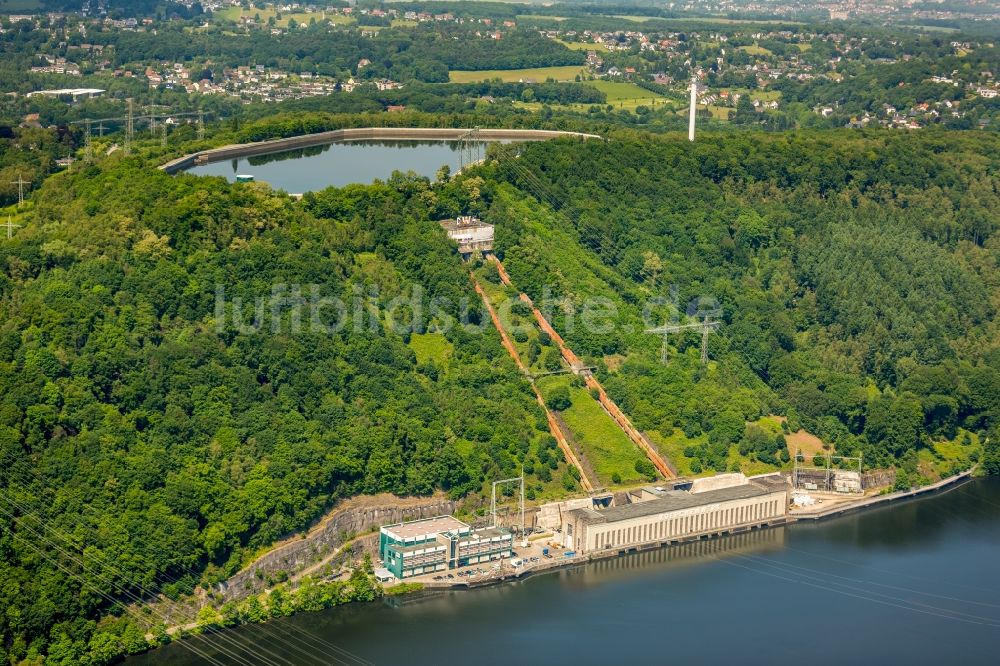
[0,158,571,663]
[481,131,1000,478]
[1,129,1000,664]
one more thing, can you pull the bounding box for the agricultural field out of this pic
[557,40,608,51]
[517,14,568,22]
[449,65,587,83]
[589,80,670,111]
[751,89,783,102]
[614,15,654,23]
[706,104,733,120]
[391,19,418,28]
[213,6,355,26]
[739,44,773,56]
[663,17,806,25]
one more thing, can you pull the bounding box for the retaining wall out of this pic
[215,496,457,602]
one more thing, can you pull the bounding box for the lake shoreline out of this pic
[159,126,602,174]
[413,467,977,594]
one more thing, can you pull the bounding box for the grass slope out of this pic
[408,332,454,366]
[539,375,646,485]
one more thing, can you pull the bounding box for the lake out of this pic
[133,478,1000,665]
[185,139,495,192]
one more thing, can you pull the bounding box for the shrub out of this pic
[634,459,657,481]
[545,385,571,411]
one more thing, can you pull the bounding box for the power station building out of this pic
[379,515,514,579]
[561,475,789,554]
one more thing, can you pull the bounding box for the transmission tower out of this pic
[491,473,526,547]
[457,126,482,170]
[125,99,134,155]
[161,122,168,147]
[197,110,205,140]
[645,315,719,366]
[3,216,21,239]
[84,118,93,163]
[9,174,30,207]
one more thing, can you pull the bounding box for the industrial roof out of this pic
[454,526,509,541]
[570,482,782,525]
[26,88,105,97]
[382,515,468,540]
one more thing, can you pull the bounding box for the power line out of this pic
[0,500,242,666]
[645,316,719,366]
[125,98,134,155]
[0,490,358,666]
[1,472,372,665]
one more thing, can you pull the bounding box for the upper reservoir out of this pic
[133,477,1000,666]
[185,139,492,192]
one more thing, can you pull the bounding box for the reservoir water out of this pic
[135,478,1000,665]
[185,139,492,192]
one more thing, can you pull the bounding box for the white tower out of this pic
[688,76,698,142]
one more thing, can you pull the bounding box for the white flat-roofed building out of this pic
[440,216,494,255]
[26,88,105,100]
[562,477,789,554]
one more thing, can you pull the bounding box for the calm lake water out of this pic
[134,478,1000,666]
[185,139,493,192]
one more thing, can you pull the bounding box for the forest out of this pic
[483,130,1000,479]
[2,126,999,664]
[0,147,579,664]
[0,23,999,654]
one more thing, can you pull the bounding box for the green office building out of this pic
[380,515,514,579]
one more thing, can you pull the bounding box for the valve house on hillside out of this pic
[561,474,789,554]
[439,216,493,256]
[379,515,514,579]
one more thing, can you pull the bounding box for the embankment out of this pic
[160,127,602,174]
[216,494,457,602]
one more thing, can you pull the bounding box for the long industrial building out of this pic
[561,474,789,554]
[379,515,513,579]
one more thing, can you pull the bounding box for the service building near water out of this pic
[439,216,494,256]
[379,515,514,579]
[561,474,790,554]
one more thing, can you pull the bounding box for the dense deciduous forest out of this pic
[484,131,1000,478]
[0,152,575,663]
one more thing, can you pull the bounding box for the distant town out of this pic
[3,0,998,132]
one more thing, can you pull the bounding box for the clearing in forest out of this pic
[448,66,587,83]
